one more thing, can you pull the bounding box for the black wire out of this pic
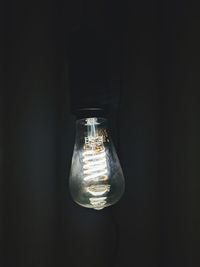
[109,21,123,267]
[109,105,121,267]
[109,206,120,267]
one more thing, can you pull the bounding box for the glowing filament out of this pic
[82,124,111,209]
[83,148,108,181]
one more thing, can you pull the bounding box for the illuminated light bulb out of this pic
[69,117,125,210]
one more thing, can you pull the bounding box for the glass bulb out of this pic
[69,117,125,210]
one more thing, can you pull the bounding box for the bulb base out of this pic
[76,108,108,119]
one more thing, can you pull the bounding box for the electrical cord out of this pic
[109,206,120,267]
[109,31,123,267]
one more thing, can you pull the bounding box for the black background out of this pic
[1,0,200,267]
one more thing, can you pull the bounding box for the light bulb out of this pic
[69,117,125,210]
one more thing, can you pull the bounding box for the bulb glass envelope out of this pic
[69,117,125,210]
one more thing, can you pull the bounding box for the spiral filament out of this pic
[82,125,111,209]
[83,147,107,181]
[89,197,107,209]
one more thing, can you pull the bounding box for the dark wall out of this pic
[2,1,200,267]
